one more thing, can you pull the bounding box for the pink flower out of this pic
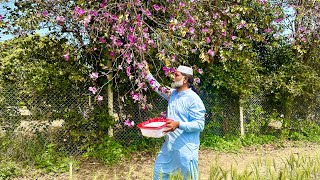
[89,72,99,80]
[153,4,161,11]
[149,79,155,85]
[99,37,106,43]
[208,49,215,57]
[126,66,131,76]
[194,77,201,84]
[213,12,219,19]
[137,63,144,70]
[161,6,166,13]
[179,2,185,7]
[100,3,106,8]
[257,0,267,5]
[115,25,125,36]
[74,7,86,16]
[56,16,65,25]
[206,37,211,43]
[148,39,155,45]
[138,44,147,52]
[116,40,123,46]
[202,28,209,33]
[109,51,115,56]
[83,15,92,26]
[143,32,150,38]
[96,95,103,102]
[236,21,246,29]
[189,27,195,34]
[160,111,167,118]
[124,119,135,127]
[264,28,273,33]
[142,8,152,16]
[221,31,227,36]
[274,18,283,23]
[131,92,140,103]
[135,0,141,5]
[42,10,49,17]
[171,54,177,61]
[127,34,137,44]
[162,66,170,76]
[63,53,69,61]
[88,87,97,94]
[125,55,132,64]
[138,82,145,88]
[170,68,176,73]
[161,87,167,94]
[197,68,203,74]
[231,36,237,40]
[0,15,3,20]
[89,10,98,16]
[160,49,165,55]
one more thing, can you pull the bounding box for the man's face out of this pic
[171,71,185,88]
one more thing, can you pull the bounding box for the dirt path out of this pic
[14,142,320,180]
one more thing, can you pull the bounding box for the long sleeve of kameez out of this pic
[179,100,206,132]
[146,72,171,101]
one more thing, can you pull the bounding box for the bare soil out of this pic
[14,141,320,180]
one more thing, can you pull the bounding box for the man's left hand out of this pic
[164,119,179,133]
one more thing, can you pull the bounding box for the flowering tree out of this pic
[1,0,319,119]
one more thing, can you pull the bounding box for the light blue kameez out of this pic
[147,73,206,180]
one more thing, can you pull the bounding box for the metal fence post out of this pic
[240,100,245,136]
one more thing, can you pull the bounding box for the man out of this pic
[145,64,206,180]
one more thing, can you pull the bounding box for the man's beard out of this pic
[171,78,184,89]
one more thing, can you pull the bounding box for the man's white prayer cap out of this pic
[177,65,193,76]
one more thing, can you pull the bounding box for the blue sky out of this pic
[0,1,14,41]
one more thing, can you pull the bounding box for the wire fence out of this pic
[0,87,319,154]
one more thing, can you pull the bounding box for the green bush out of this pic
[85,137,126,165]
[0,161,21,179]
[201,134,277,152]
[34,143,78,172]
[0,134,77,173]
[201,135,242,152]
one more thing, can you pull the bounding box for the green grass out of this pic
[104,153,320,180]
[207,154,320,180]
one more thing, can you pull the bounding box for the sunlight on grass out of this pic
[209,154,320,180]
[59,152,320,180]
[92,153,320,180]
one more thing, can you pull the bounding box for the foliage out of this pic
[60,100,115,153]
[201,135,242,152]
[0,161,21,180]
[0,0,300,104]
[208,153,320,180]
[85,137,126,165]
[201,134,277,152]
[0,35,88,123]
[0,134,78,174]
[34,144,78,173]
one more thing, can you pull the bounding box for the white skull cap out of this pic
[177,65,193,76]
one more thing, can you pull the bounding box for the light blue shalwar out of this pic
[147,73,206,180]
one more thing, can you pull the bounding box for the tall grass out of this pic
[96,153,320,180]
[208,154,320,180]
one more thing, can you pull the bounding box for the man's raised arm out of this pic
[145,64,172,101]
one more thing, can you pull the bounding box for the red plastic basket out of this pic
[137,118,168,138]
[137,118,167,129]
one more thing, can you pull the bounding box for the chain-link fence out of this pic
[1,86,319,155]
